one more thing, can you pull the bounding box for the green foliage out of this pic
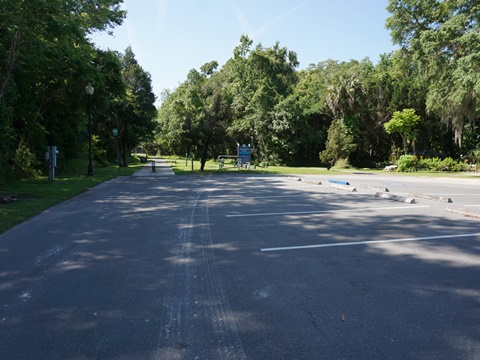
[389,145,403,163]
[417,157,443,171]
[332,158,350,169]
[0,0,126,179]
[384,108,421,155]
[11,139,41,178]
[0,160,142,234]
[468,150,480,165]
[3,0,478,181]
[396,155,417,172]
[90,135,109,167]
[412,156,469,172]
[319,119,357,166]
[115,47,157,166]
[438,157,457,172]
[386,0,480,146]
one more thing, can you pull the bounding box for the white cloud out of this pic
[156,0,168,31]
[252,0,311,39]
[231,0,252,35]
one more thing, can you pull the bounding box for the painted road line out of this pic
[445,205,480,218]
[225,205,430,218]
[423,194,480,196]
[209,194,324,203]
[261,233,480,252]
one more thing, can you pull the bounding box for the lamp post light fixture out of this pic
[85,83,94,177]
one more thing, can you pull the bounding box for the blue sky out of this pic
[90,0,397,105]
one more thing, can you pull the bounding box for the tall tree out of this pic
[0,0,126,178]
[384,108,422,155]
[117,47,157,165]
[386,0,480,146]
[320,119,357,168]
[271,66,331,165]
[225,36,299,163]
[324,60,366,121]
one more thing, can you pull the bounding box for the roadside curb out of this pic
[360,184,389,192]
[330,184,357,192]
[287,177,322,185]
[302,179,322,185]
[445,205,480,218]
[411,193,453,203]
[375,192,415,204]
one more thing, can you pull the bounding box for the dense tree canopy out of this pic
[1,1,478,178]
[156,1,478,169]
[386,0,480,146]
[0,0,158,179]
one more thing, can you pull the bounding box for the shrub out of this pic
[12,140,41,178]
[320,119,356,166]
[440,157,458,171]
[417,157,468,172]
[396,155,417,172]
[388,145,403,163]
[418,157,443,171]
[333,158,350,169]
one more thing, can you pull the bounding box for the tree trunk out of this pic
[199,143,208,171]
[0,29,21,102]
[401,135,408,155]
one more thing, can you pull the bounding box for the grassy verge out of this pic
[0,160,143,234]
[163,156,480,178]
[165,156,334,175]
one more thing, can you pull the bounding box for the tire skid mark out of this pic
[157,190,246,360]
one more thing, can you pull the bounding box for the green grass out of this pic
[165,156,335,175]
[0,160,143,234]
[164,156,480,178]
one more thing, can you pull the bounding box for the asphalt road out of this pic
[1,166,480,359]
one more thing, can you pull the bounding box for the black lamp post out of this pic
[85,83,94,177]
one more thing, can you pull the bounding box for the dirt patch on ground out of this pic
[0,193,24,205]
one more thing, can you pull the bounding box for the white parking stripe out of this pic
[226,205,430,218]
[261,233,480,252]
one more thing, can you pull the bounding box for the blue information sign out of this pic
[238,144,251,163]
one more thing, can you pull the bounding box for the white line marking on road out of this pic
[464,205,480,207]
[252,194,323,199]
[435,194,480,196]
[261,233,480,252]
[209,194,324,203]
[226,205,430,218]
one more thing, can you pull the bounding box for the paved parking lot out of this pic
[1,170,479,359]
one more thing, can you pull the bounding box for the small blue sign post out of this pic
[238,144,251,165]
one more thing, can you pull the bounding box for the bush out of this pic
[320,119,356,166]
[396,155,417,172]
[12,140,41,178]
[417,157,469,172]
[467,150,480,165]
[418,157,443,171]
[333,158,350,169]
[388,145,403,163]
